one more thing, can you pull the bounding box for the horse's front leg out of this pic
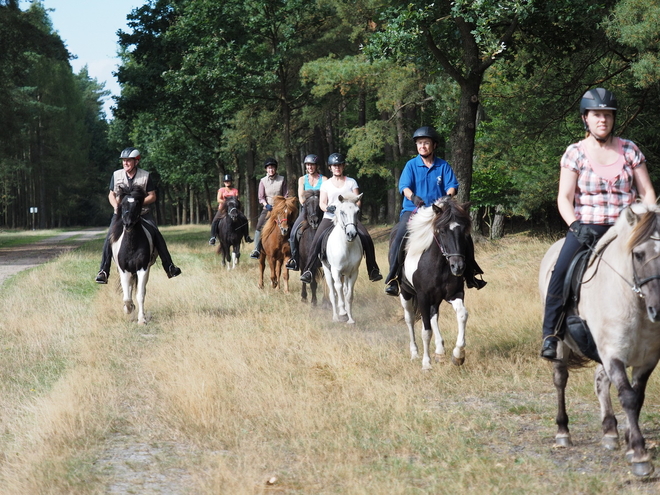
[449,298,468,366]
[258,257,265,289]
[428,304,445,363]
[608,358,654,476]
[135,268,150,325]
[119,271,134,315]
[594,364,619,450]
[269,256,279,289]
[553,358,572,448]
[343,270,358,324]
[322,264,340,322]
[332,269,348,322]
[282,259,290,294]
[310,276,318,306]
[231,246,238,269]
[417,296,433,371]
[401,294,419,360]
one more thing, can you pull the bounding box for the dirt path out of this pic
[0,228,106,285]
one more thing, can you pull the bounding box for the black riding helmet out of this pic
[304,154,319,165]
[223,174,232,182]
[580,88,618,141]
[264,157,278,168]
[327,153,345,168]
[412,126,440,144]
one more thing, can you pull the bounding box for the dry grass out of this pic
[0,225,659,494]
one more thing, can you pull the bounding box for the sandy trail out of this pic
[0,228,106,285]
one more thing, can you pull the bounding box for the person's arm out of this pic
[298,176,306,204]
[557,166,578,226]
[446,187,457,197]
[217,188,224,204]
[634,163,657,205]
[108,190,118,211]
[258,179,267,206]
[282,177,289,198]
[320,189,329,212]
[352,186,362,208]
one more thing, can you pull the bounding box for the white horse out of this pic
[539,202,660,477]
[322,193,364,324]
[110,184,156,325]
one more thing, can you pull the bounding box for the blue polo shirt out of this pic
[399,155,459,216]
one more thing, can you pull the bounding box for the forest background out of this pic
[2,0,660,238]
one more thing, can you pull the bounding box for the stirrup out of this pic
[540,336,560,361]
[384,279,400,296]
[95,270,108,284]
[300,270,313,284]
[286,258,298,271]
[167,264,182,279]
[209,237,216,246]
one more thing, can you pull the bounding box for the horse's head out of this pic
[226,196,241,222]
[272,196,298,237]
[623,203,660,322]
[431,197,471,277]
[117,184,147,230]
[303,190,322,229]
[334,193,362,242]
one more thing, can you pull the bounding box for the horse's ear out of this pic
[338,194,344,203]
[357,193,363,202]
[432,203,442,214]
[626,205,641,226]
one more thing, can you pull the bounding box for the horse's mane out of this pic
[406,197,471,259]
[220,195,241,215]
[262,196,297,238]
[304,189,320,201]
[628,206,660,252]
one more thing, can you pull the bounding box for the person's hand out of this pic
[411,195,425,208]
[570,221,598,247]
[265,204,273,211]
[326,205,336,213]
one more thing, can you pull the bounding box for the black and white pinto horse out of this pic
[299,190,323,305]
[216,196,250,270]
[110,184,157,325]
[539,203,660,477]
[399,197,471,370]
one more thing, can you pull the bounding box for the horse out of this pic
[109,183,157,325]
[299,190,323,305]
[399,197,471,370]
[216,196,250,270]
[322,192,364,324]
[539,202,660,477]
[258,195,297,292]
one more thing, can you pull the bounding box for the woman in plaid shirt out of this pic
[541,88,657,360]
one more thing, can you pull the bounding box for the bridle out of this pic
[432,228,465,261]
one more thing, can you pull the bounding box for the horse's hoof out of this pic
[346,320,355,325]
[626,450,634,463]
[554,435,572,448]
[434,353,446,363]
[631,461,654,477]
[601,436,619,451]
[451,355,465,366]
[338,314,349,323]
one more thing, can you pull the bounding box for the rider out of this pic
[250,157,288,259]
[384,126,485,296]
[285,154,325,271]
[540,88,656,360]
[209,173,239,246]
[299,153,383,284]
[95,147,182,284]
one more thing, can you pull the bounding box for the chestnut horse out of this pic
[258,196,298,292]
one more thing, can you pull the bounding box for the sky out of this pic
[26,0,145,119]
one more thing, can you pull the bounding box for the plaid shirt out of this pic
[561,138,644,225]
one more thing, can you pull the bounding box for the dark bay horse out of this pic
[258,195,297,292]
[216,196,251,269]
[539,203,660,477]
[299,190,323,305]
[110,183,157,324]
[399,197,471,370]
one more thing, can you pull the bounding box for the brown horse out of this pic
[258,195,298,292]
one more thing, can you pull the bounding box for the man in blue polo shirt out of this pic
[384,126,485,296]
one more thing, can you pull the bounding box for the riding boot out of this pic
[96,223,115,284]
[250,230,261,259]
[540,291,566,360]
[464,235,486,290]
[286,245,299,270]
[142,221,182,279]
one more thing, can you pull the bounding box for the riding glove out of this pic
[412,195,425,208]
[265,204,273,211]
[570,221,598,248]
[326,205,336,213]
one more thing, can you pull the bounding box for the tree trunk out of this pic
[491,205,505,239]
[450,81,480,203]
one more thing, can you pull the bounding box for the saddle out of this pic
[318,226,335,262]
